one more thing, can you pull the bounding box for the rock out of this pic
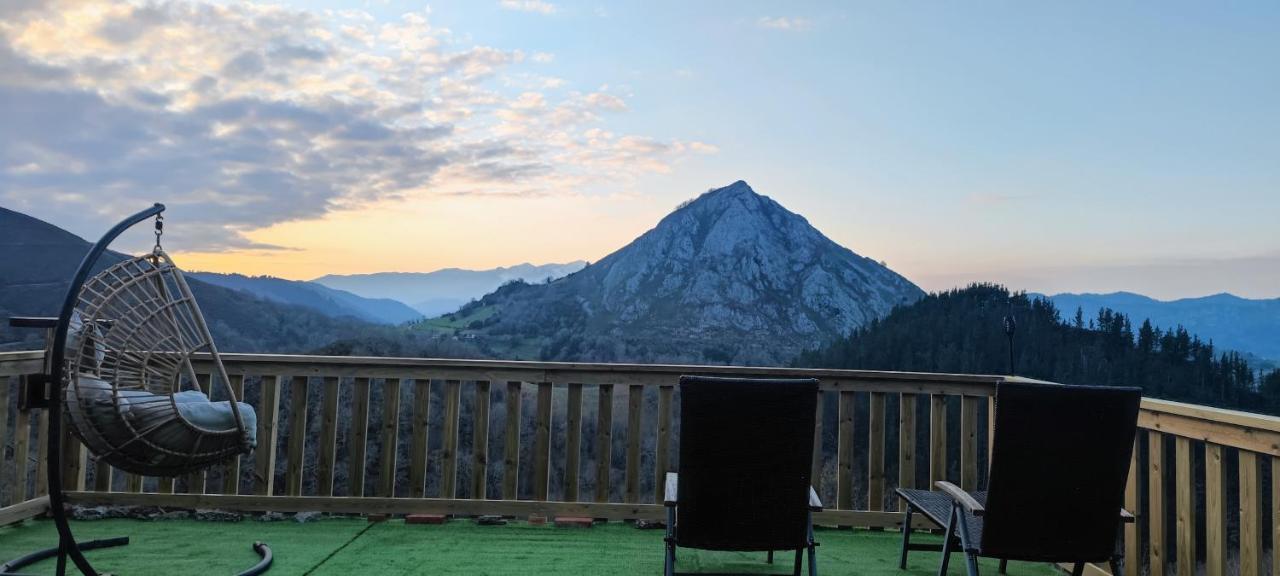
[294,511,322,523]
[194,509,243,522]
[157,510,192,521]
[71,506,110,521]
[634,519,666,530]
[257,511,287,522]
[476,515,507,526]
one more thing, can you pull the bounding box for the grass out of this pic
[0,518,1061,576]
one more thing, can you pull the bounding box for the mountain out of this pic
[314,261,587,317]
[1043,291,1280,362]
[189,272,421,325]
[798,284,1280,416]
[423,181,924,365]
[0,206,381,353]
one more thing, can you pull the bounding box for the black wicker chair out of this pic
[933,382,1141,576]
[663,376,822,576]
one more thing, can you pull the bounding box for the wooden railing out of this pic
[2,351,1277,576]
[1127,399,1280,576]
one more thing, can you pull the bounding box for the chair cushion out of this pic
[75,375,257,447]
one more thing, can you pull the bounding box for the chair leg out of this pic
[792,548,803,576]
[953,506,979,576]
[807,511,819,576]
[938,506,957,576]
[999,559,1008,574]
[664,507,676,576]
[768,550,774,564]
[899,506,915,570]
[1071,562,1086,576]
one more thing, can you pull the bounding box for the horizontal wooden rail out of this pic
[0,496,49,526]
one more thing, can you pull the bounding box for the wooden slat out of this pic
[1123,438,1140,576]
[0,378,9,502]
[1237,451,1262,576]
[221,374,245,495]
[316,376,339,497]
[1203,443,1224,576]
[1272,456,1279,576]
[93,458,112,492]
[595,384,613,503]
[566,383,583,502]
[0,495,49,527]
[124,473,142,494]
[929,395,947,489]
[653,385,671,505]
[285,376,309,497]
[624,385,643,504]
[867,391,885,511]
[1174,436,1195,576]
[899,393,917,509]
[837,391,854,510]
[811,390,825,497]
[1148,432,1165,574]
[65,490,935,528]
[12,408,30,504]
[503,382,521,500]
[62,420,85,492]
[1138,409,1280,457]
[960,396,978,492]
[409,379,431,498]
[440,380,461,499]
[532,382,552,501]
[157,476,174,494]
[987,396,996,467]
[35,409,48,496]
[378,378,402,498]
[254,375,281,496]
[347,377,371,497]
[471,381,491,500]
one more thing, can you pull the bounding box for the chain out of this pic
[153,213,164,253]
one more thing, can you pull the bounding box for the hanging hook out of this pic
[153,213,164,254]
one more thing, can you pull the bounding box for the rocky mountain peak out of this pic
[453,181,925,365]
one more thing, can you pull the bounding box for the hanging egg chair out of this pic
[64,248,257,477]
[3,204,271,576]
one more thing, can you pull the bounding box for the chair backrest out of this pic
[675,376,817,551]
[981,382,1141,562]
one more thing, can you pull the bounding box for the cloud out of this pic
[0,0,713,252]
[757,16,812,31]
[531,51,554,63]
[499,0,557,15]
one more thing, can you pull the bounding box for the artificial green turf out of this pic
[1,518,1060,576]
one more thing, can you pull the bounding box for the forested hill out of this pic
[796,284,1280,415]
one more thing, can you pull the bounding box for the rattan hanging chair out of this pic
[64,249,256,477]
[3,204,270,576]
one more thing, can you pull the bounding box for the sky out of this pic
[1,1,1277,299]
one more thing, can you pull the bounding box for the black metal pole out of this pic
[45,203,164,576]
[1003,312,1017,376]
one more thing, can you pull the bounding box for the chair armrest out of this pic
[1120,508,1135,523]
[8,316,57,329]
[664,472,678,507]
[809,486,823,512]
[935,481,985,517]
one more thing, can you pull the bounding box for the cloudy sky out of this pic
[2,1,1277,299]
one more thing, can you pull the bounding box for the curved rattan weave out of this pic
[64,250,252,477]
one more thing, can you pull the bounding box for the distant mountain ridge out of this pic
[0,206,380,353]
[1042,291,1280,362]
[427,181,924,365]
[314,262,587,316]
[189,272,422,325]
